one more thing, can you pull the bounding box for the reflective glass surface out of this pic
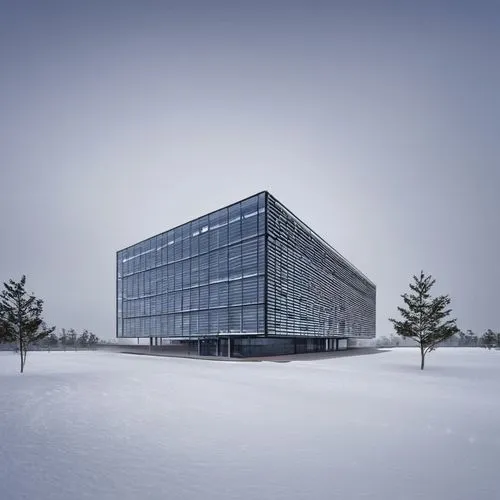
[117,193,266,337]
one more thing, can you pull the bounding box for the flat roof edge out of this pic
[117,191,268,253]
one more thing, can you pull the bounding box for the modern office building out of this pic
[116,192,376,357]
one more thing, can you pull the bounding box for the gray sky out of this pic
[1,0,498,339]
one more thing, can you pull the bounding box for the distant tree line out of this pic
[377,329,500,349]
[36,328,100,351]
[1,325,101,353]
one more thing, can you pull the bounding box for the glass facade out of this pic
[117,191,376,347]
[117,193,266,338]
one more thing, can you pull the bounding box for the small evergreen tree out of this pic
[67,328,78,351]
[47,332,59,351]
[481,329,496,349]
[59,328,68,351]
[0,276,55,373]
[465,330,478,347]
[88,332,99,350]
[458,330,465,346]
[389,271,459,370]
[78,329,90,349]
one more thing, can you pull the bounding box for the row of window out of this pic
[121,305,265,337]
[119,237,265,297]
[118,194,266,276]
[121,276,265,317]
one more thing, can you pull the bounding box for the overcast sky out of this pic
[1,0,498,339]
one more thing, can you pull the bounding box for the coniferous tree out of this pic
[59,328,68,351]
[481,329,497,349]
[458,330,465,346]
[0,319,8,343]
[47,332,59,351]
[88,332,99,350]
[465,329,478,347]
[78,329,90,349]
[67,328,78,351]
[0,276,55,372]
[389,271,459,370]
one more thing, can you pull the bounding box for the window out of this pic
[242,305,258,333]
[199,285,209,309]
[229,244,242,280]
[228,204,241,243]
[242,276,258,304]
[228,280,242,306]
[199,253,209,285]
[242,239,258,277]
[190,288,199,310]
[228,307,241,333]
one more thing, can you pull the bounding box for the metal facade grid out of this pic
[117,193,266,338]
[266,194,376,338]
[116,191,376,339]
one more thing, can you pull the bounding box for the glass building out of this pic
[116,192,376,357]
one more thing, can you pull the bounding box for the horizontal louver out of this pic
[266,194,375,338]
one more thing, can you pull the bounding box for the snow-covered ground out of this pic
[0,348,498,500]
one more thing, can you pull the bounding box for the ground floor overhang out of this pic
[140,335,354,358]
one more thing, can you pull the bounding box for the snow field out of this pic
[0,348,498,500]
